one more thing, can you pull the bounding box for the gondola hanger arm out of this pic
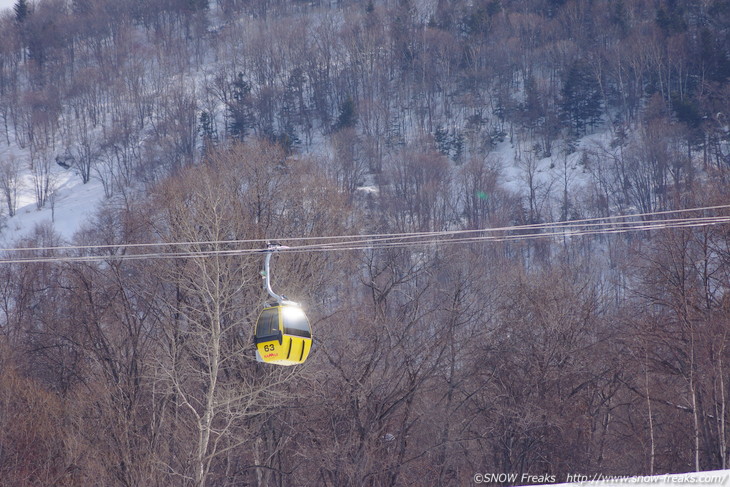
[261,242,297,306]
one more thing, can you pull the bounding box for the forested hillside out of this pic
[1,0,730,485]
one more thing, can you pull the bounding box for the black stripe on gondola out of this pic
[286,340,292,360]
[299,341,306,362]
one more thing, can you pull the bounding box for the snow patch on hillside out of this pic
[0,148,105,246]
[0,0,15,14]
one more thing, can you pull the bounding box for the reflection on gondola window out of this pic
[282,306,311,338]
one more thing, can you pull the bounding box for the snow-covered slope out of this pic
[0,141,105,246]
[3,173,105,245]
[0,0,15,14]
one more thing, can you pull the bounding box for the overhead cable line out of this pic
[2,204,729,254]
[1,205,729,265]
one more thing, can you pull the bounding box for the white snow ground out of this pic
[0,0,15,14]
[0,141,106,246]
[4,173,105,244]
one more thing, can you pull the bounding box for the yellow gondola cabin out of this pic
[254,304,312,366]
[254,244,313,366]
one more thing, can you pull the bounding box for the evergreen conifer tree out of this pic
[199,111,217,154]
[227,73,252,141]
[14,0,29,23]
[560,61,602,136]
[333,96,356,132]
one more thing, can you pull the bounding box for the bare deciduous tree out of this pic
[0,154,22,217]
